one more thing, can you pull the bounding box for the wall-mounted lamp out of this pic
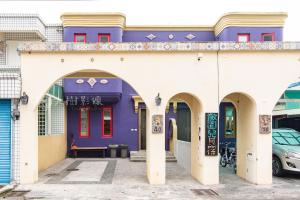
[20,92,29,105]
[11,109,20,121]
[155,93,162,106]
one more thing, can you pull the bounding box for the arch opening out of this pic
[164,92,203,183]
[271,77,300,177]
[36,69,151,183]
[219,92,257,183]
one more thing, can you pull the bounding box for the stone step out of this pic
[130,151,177,162]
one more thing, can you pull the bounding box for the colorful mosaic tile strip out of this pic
[18,42,300,52]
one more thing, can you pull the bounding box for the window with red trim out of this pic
[98,34,111,42]
[74,33,86,43]
[79,107,90,137]
[102,107,113,138]
[237,33,250,42]
[262,33,275,42]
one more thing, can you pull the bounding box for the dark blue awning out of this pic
[63,78,122,104]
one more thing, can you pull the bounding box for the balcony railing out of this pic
[0,14,46,40]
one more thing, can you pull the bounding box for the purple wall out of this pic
[216,27,283,41]
[123,31,215,42]
[67,81,139,153]
[63,26,283,43]
[64,27,123,42]
[66,79,177,154]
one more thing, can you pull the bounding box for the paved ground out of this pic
[2,158,300,200]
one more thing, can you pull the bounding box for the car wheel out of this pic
[272,156,284,176]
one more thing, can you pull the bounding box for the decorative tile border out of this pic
[18,42,300,52]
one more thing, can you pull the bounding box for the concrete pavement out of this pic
[1,158,300,200]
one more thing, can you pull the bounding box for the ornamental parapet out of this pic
[17,42,300,52]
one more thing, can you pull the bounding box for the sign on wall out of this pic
[205,113,218,156]
[152,115,163,134]
[259,115,271,134]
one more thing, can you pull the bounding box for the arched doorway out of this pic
[164,93,205,183]
[21,69,153,184]
[219,92,258,183]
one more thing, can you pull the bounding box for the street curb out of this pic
[0,182,17,196]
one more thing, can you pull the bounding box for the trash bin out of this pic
[108,144,119,158]
[119,144,128,158]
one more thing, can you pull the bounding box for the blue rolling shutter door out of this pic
[0,100,11,184]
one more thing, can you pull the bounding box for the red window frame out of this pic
[74,33,87,43]
[98,34,111,42]
[102,106,113,138]
[237,33,250,42]
[79,107,90,138]
[261,33,275,42]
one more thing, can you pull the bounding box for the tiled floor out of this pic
[7,158,300,200]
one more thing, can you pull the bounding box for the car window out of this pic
[272,130,300,145]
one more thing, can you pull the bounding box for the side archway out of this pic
[220,92,258,183]
[20,68,153,184]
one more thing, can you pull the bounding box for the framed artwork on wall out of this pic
[224,105,236,138]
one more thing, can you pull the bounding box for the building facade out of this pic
[3,12,300,186]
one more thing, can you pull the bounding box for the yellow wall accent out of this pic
[214,12,287,36]
[38,133,67,172]
[61,12,126,28]
[169,118,177,155]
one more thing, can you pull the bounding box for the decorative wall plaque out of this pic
[168,34,174,40]
[259,115,271,134]
[185,33,196,40]
[76,79,84,84]
[205,113,218,156]
[100,79,108,84]
[152,115,163,134]
[87,78,97,88]
[146,34,157,41]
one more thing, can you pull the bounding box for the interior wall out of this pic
[169,118,177,156]
[38,133,67,172]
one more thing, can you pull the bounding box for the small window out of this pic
[98,34,111,42]
[237,33,250,42]
[74,33,86,43]
[262,33,275,42]
[79,107,90,137]
[102,107,113,138]
[38,98,48,136]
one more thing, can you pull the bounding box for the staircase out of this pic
[130,150,177,162]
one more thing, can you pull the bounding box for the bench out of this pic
[71,147,107,158]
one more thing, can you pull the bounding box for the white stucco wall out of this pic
[18,49,300,185]
[176,140,191,173]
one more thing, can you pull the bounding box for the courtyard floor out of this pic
[2,158,300,199]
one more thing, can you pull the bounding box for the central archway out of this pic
[164,92,205,183]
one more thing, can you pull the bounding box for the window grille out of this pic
[38,98,48,136]
[38,95,65,136]
[51,99,65,134]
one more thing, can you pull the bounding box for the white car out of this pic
[272,128,300,176]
